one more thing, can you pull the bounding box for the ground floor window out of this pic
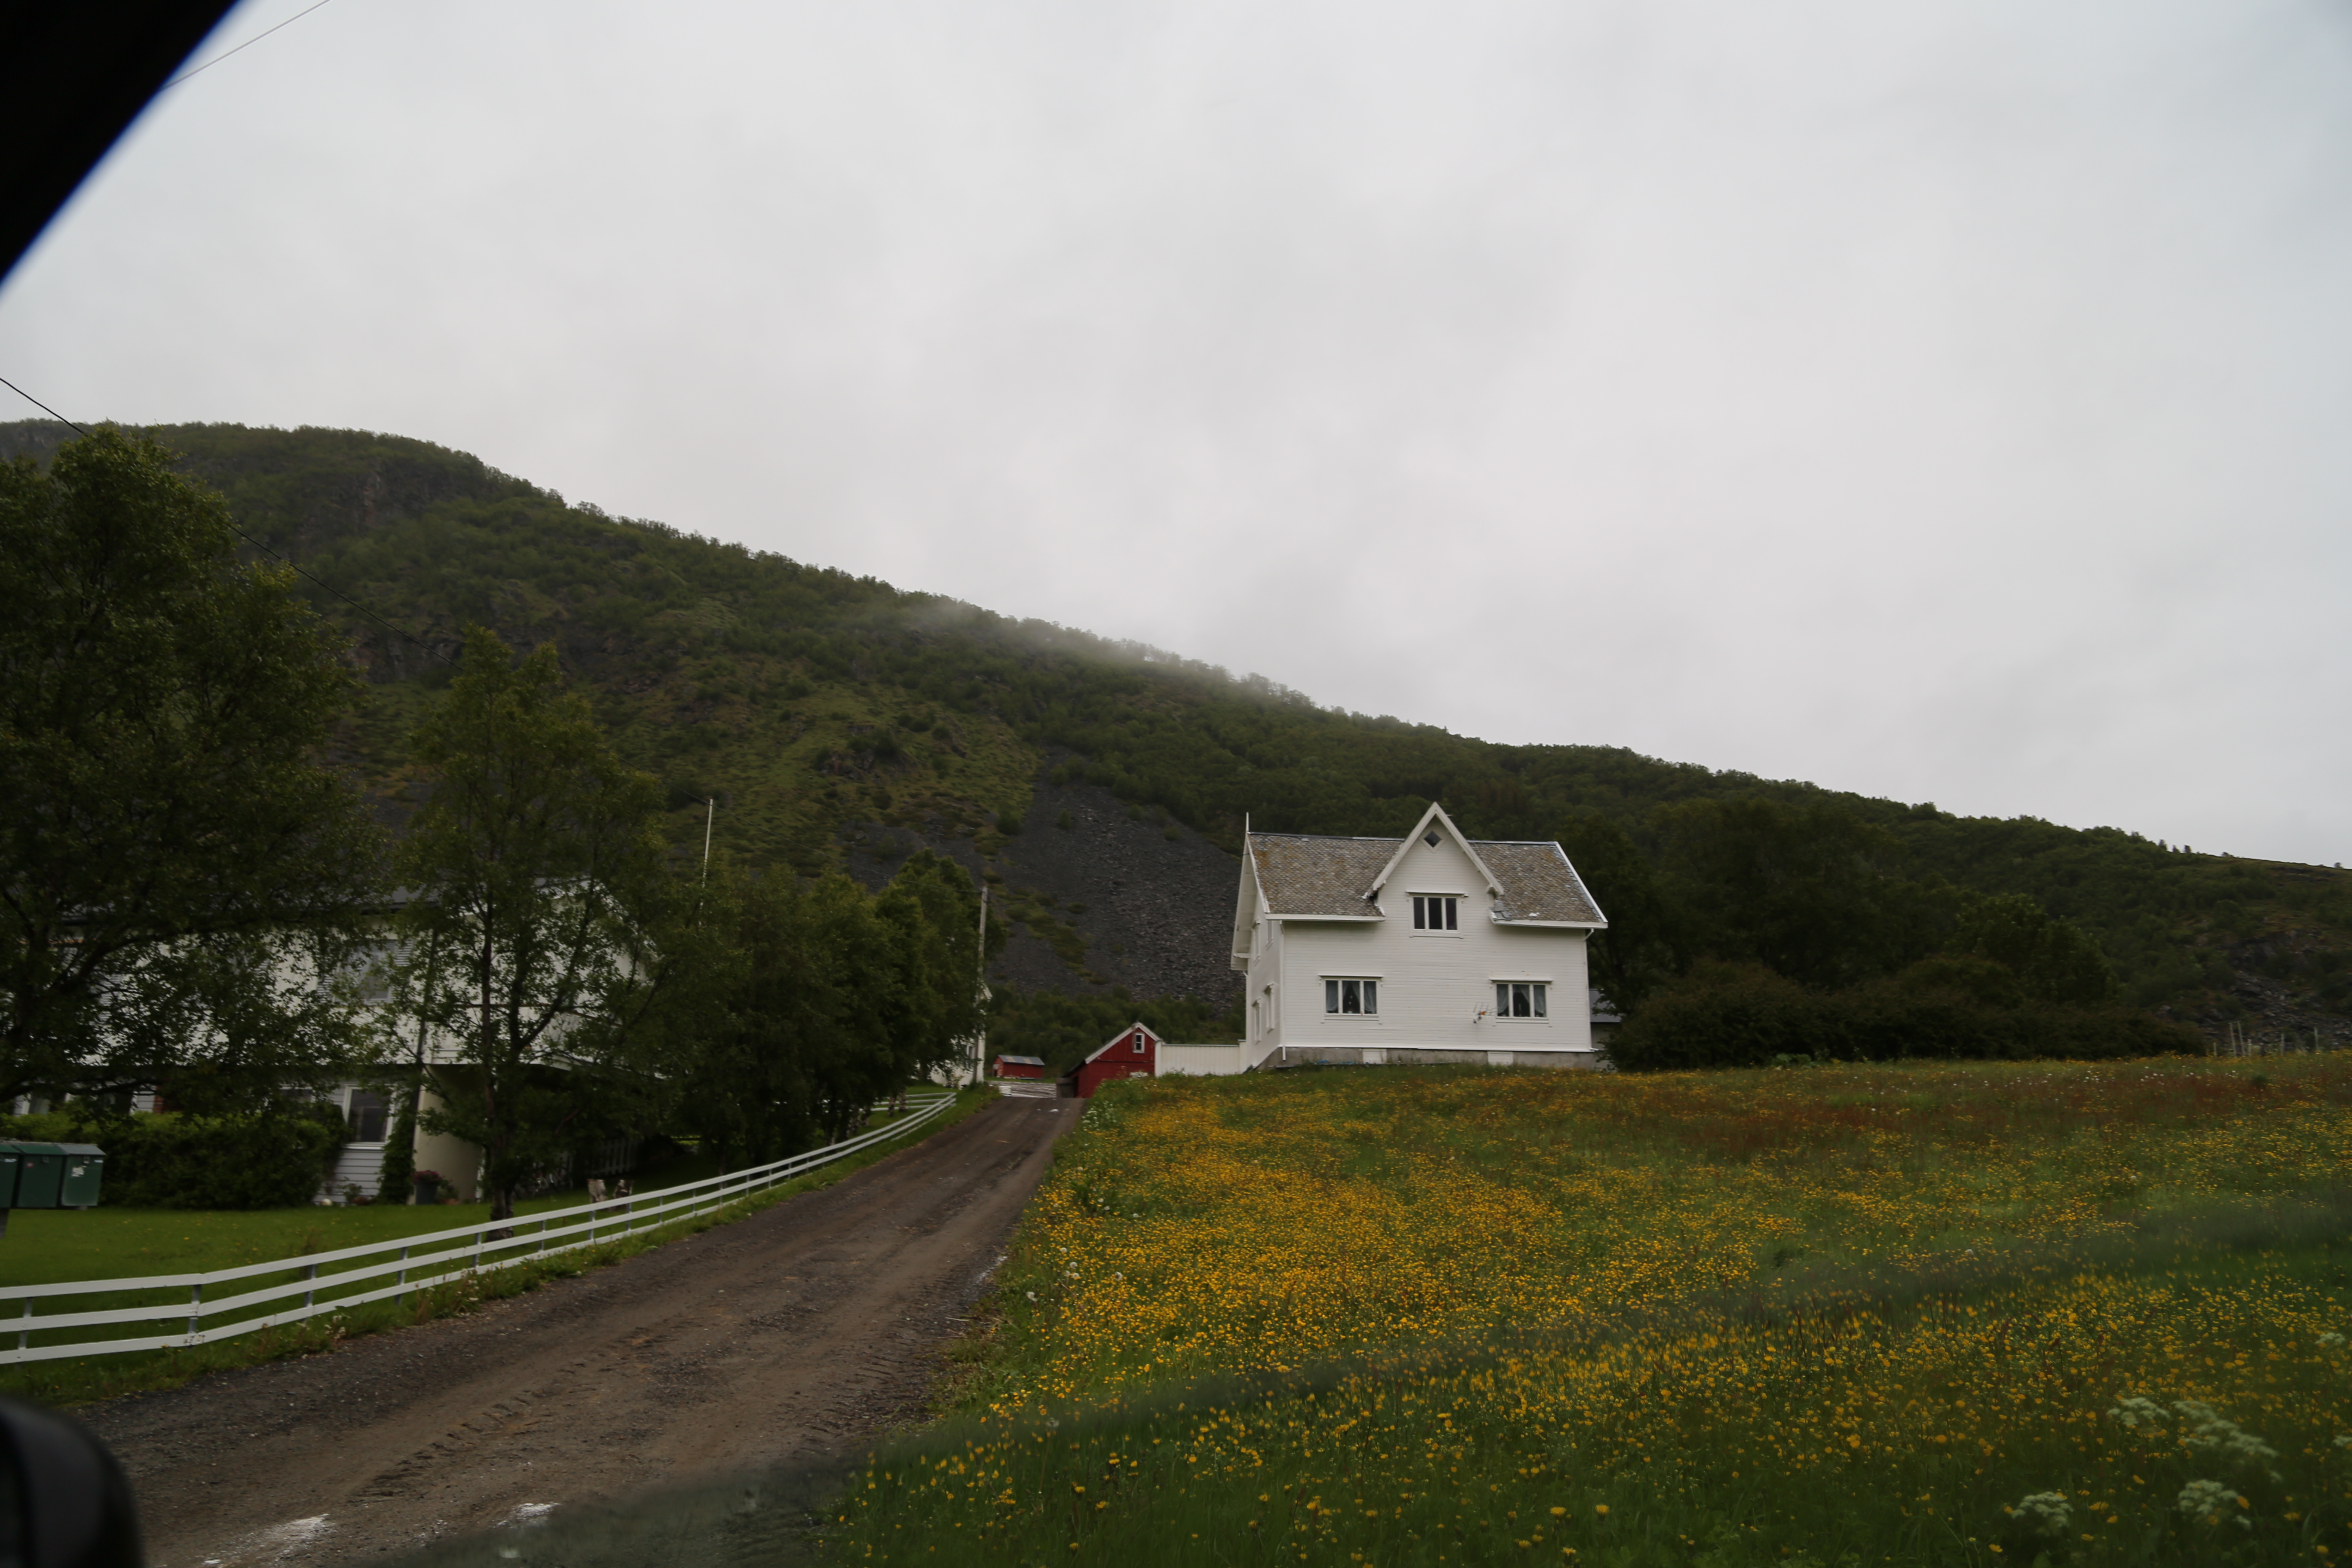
[346,1088,389,1142]
[1324,978,1378,1015]
[1495,982,1547,1019]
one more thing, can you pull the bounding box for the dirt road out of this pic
[82,1096,1074,1567]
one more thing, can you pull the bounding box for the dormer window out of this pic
[1412,895,1458,931]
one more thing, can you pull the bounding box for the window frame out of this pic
[1491,981,1550,1021]
[1321,976,1381,1017]
[344,1087,390,1144]
[1409,894,1461,933]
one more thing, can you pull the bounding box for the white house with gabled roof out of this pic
[1232,802,1608,1071]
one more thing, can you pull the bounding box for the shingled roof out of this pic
[1246,834,1395,918]
[1475,841,1606,924]
[1245,831,1604,925]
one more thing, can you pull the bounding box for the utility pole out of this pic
[972,883,990,1087]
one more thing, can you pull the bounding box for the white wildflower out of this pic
[2107,1395,2168,1430]
[2321,1332,2346,1349]
[2174,1400,2278,1467]
[2176,1479,2251,1530]
[2008,1492,2071,1537]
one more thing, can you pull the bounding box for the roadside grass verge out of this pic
[0,1086,994,1409]
[0,1188,615,1288]
[824,1058,2352,1566]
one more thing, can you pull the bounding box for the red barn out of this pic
[992,1054,1048,1080]
[1063,1023,1160,1098]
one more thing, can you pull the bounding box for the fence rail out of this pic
[0,1092,959,1367]
[2217,1022,2338,1057]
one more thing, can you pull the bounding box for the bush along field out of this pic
[829,1060,2352,1566]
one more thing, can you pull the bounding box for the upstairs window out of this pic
[1323,978,1378,1015]
[1494,983,1548,1019]
[1412,896,1458,931]
[1131,1032,1148,1054]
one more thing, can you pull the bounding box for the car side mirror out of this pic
[0,1396,144,1567]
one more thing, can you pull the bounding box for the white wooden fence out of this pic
[0,1092,959,1367]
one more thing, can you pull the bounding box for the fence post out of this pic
[397,1245,410,1304]
[304,1263,317,1311]
[187,1282,202,1340]
[16,1298,28,1351]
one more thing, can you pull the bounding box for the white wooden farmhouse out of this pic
[1233,802,1608,1071]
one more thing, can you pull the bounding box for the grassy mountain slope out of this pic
[5,420,2346,1041]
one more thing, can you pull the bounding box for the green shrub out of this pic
[0,1112,80,1143]
[1608,961,2205,1072]
[68,1112,345,1210]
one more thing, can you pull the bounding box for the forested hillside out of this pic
[5,420,2345,1051]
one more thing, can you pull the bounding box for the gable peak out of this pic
[1368,802,1503,898]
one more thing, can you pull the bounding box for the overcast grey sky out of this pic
[4,0,2348,863]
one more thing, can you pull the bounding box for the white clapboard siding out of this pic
[1243,830,1594,1068]
[325,1142,388,1201]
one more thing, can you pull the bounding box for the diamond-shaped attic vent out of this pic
[1424,831,1441,848]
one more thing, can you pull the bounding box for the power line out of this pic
[1,376,451,665]
[162,0,340,91]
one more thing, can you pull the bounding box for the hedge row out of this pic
[1607,961,2208,1072]
[0,1110,344,1210]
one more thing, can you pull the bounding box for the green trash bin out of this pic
[9,1143,65,1208]
[56,1144,104,1209]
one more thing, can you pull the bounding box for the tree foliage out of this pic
[1607,961,2202,1072]
[676,853,994,1169]
[1588,794,2189,1069]
[160,413,2311,1021]
[0,429,382,1111]
[2,419,2339,1057]
[390,628,673,1223]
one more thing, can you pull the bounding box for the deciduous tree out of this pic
[390,628,671,1225]
[0,429,381,1110]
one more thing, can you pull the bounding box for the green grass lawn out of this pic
[821,1058,2352,1568]
[0,1188,601,1289]
[0,1109,900,1289]
[0,1088,988,1409]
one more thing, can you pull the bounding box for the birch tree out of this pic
[391,627,671,1225]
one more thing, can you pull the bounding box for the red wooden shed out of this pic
[1063,1023,1160,1098]
[992,1054,1048,1080]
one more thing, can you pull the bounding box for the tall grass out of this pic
[820,1060,2352,1566]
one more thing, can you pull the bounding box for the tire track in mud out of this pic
[81,1096,1075,1566]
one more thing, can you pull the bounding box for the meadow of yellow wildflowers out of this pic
[830,1057,2352,1566]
